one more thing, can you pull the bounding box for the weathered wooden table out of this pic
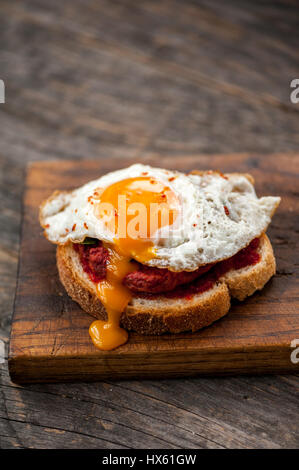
[0,0,298,449]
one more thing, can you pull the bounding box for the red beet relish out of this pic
[73,237,261,299]
[73,240,109,283]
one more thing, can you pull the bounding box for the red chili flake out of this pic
[141,172,148,175]
[65,228,69,233]
[72,223,76,231]
[84,223,88,229]
[185,294,193,300]
[193,223,197,227]
[75,209,78,213]
[219,171,228,180]
[45,224,50,228]
[161,194,166,198]
[224,205,230,216]
[168,176,175,182]
[150,180,155,184]
[114,209,118,217]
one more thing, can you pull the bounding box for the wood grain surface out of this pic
[8,157,299,383]
[1,0,299,449]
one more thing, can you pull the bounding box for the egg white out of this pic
[40,164,280,271]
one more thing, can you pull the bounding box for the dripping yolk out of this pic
[89,177,179,351]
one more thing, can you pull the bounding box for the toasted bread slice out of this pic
[56,234,275,335]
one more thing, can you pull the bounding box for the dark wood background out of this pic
[0,0,298,449]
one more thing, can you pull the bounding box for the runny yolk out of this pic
[89,246,137,350]
[89,176,178,351]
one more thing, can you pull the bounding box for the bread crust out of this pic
[220,234,276,301]
[56,234,275,335]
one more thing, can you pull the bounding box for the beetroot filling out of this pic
[73,241,109,283]
[73,237,260,299]
[124,263,214,294]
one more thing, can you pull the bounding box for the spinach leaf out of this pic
[80,237,97,245]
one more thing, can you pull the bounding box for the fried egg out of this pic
[40,164,280,271]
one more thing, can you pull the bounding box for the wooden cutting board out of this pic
[8,155,299,383]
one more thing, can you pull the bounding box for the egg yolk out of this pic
[89,177,178,351]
